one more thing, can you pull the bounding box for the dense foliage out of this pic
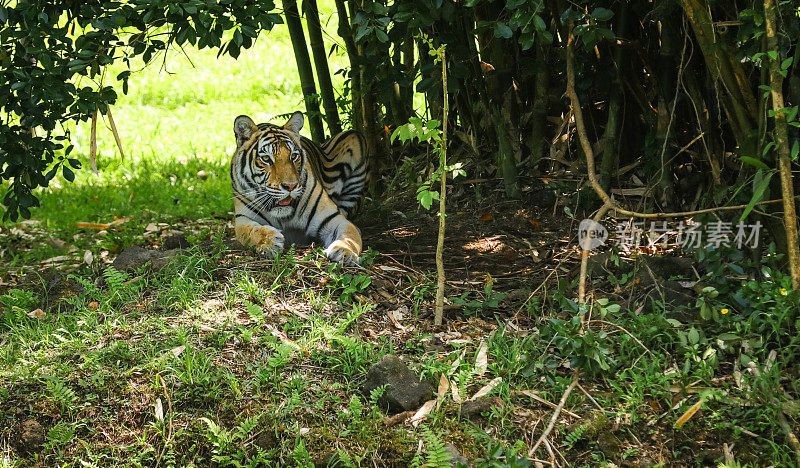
[0,0,282,220]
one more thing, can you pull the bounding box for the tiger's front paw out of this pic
[236,224,285,258]
[324,240,360,267]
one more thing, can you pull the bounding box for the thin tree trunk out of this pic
[434,49,448,327]
[283,0,325,142]
[765,0,800,289]
[304,0,342,135]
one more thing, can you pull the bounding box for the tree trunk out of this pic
[765,0,800,288]
[303,0,342,135]
[283,0,325,142]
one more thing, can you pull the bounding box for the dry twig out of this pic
[529,371,579,457]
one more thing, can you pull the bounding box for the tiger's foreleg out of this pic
[234,218,286,258]
[321,216,362,266]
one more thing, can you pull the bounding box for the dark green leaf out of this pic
[590,7,614,21]
[494,22,513,39]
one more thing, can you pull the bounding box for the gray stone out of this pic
[21,270,85,311]
[160,233,190,251]
[362,355,433,414]
[18,419,45,452]
[111,245,173,273]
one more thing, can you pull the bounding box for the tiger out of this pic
[230,111,367,266]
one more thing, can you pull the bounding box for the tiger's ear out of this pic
[283,111,304,134]
[234,115,258,147]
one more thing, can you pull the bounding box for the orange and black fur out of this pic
[231,112,367,265]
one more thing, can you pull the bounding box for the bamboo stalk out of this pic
[282,0,325,142]
[303,0,342,135]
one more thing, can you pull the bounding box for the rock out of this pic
[111,245,173,273]
[444,443,469,466]
[21,270,85,311]
[18,419,45,452]
[458,397,503,420]
[362,355,434,414]
[160,233,191,251]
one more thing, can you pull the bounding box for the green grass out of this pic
[1,2,799,466]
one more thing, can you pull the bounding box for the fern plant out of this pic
[103,266,130,297]
[46,377,77,414]
[411,425,452,468]
[45,420,76,450]
[564,424,586,448]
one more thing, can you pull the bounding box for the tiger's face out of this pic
[233,113,306,219]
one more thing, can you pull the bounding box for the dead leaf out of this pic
[528,219,541,230]
[451,379,463,403]
[437,374,449,409]
[154,398,164,422]
[88,302,100,310]
[470,377,502,400]
[298,428,310,436]
[387,309,406,331]
[84,250,94,266]
[475,340,488,376]
[410,399,437,427]
[480,213,493,222]
[76,222,113,230]
[674,399,704,428]
[170,345,186,357]
[27,309,45,320]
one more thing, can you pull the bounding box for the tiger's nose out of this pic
[282,182,298,191]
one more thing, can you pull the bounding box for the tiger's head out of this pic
[232,112,306,219]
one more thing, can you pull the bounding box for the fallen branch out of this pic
[529,371,579,457]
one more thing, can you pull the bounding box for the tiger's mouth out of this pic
[277,196,293,206]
